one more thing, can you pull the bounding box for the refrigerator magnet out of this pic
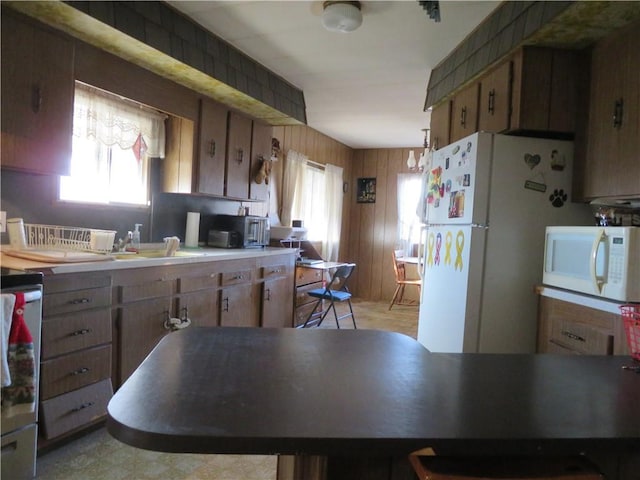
[434,233,442,266]
[454,230,465,271]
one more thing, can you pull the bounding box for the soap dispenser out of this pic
[132,224,142,252]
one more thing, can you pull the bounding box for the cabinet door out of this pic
[429,101,451,150]
[1,11,74,175]
[450,82,479,143]
[226,111,252,199]
[197,99,227,195]
[261,276,293,328]
[478,61,512,133]
[584,25,640,198]
[219,283,258,327]
[249,120,272,201]
[177,289,219,328]
[118,297,172,385]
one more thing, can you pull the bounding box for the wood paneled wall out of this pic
[271,124,422,302]
[349,148,423,302]
[271,125,355,266]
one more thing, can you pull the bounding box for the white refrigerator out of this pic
[416,132,593,353]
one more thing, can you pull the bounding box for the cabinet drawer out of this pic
[221,269,252,286]
[296,267,323,286]
[43,286,111,316]
[295,302,321,327]
[550,320,613,355]
[118,279,173,303]
[261,264,288,280]
[40,345,112,400]
[179,272,219,293]
[44,275,111,295]
[40,378,113,440]
[296,282,323,306]
[42,308,111,360]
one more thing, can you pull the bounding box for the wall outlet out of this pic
[0,211,6,233]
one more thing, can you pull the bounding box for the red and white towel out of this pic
[1,293,36,417]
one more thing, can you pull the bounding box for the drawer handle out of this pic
[222,297,229,312]
[71,401,94,412]
[270,268,282,274]
[209,140,216,157]
[69,298,91,305]
[232,274,244,280]
[31,85,42,113]
[71,367,90,376]
[70,328,92,337]
[265,288,271,301]
[561,330,585,343]
[488,89,496,114]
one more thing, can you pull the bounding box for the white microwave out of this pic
[543,226,640,302]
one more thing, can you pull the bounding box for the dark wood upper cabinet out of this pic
[1,10,74,176]
[249,121,272,201]
[450,82,479,143]
[197,99,228,196]
[225,112,253,199]
[582,23,640,199]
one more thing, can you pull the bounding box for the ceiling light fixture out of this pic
[322,1,363,33]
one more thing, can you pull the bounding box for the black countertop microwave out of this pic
[208,215,270,248]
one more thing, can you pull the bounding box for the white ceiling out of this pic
[166,1,501,149]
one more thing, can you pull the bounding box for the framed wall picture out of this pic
[357,177,376,203]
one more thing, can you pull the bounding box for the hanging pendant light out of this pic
[322,1,363,33]
[406,150,417,170]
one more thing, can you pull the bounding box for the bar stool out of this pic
[408,455,603,480]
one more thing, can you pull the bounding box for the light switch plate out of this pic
[0,211,6,233]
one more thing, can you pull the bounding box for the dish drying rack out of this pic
[22,223,116,255]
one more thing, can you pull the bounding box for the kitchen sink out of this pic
[112,250,206,260]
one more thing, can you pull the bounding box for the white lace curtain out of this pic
[280,149,307,227]
[322,164,344,262]
[73,83,167,158]
[397,173,422,255]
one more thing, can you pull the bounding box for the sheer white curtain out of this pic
[280,150,307,227]
[73,82,166,157]
[322,164,344,262]
[397,173,422,255]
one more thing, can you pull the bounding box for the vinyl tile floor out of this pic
[35,299,419,480]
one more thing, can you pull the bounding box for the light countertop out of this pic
[1,247,298,275]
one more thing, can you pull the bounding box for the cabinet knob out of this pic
[71,401,94,412]
[613,98,624,128]
[31,85,42,113]
[69,298,90,305]
[70,328,92,336]
[488,89,496,115]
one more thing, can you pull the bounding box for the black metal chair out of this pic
[302,263,357,329]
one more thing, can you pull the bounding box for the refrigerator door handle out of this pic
[417,225,427,280]
[590,229,606,294]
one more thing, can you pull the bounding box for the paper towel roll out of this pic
[185,212,200,248]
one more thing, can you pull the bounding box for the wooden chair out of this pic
[302,263,357,329]
[408,454,603,480]
[389,250,421,310]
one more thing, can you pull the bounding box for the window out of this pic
[59,83,166,206]
[397,173,422,254]
[293,163,326,241]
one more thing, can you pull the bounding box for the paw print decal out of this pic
[549,189,567,208]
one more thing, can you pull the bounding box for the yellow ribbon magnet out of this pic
[427,233,435,267]
[444,231,453,265]
[454,230,465,271]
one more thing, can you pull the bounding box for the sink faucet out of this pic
[114,232,133,252]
